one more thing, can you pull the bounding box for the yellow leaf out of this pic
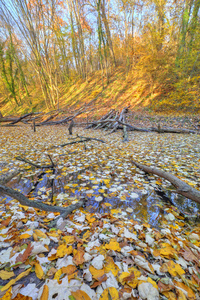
[35,263,44,279]
[62,265,77,275]
[54,269,62,281]
[34,229,47,239]
[104,256,119,276]
[86,215,96,223]
[99,287,119,300]
[40,284,49,300]
[19,233,32,239]
[118,270,140,289]
[105,239,121,252]
[162,291,177,300]
[154,243,177,259]
[147,277,158,289]
[167,260,185,277]
[71,290,91,300]
[104,203,112,207]
[104,179,110,185]
[0,270,15,280]
[110,209,121,215]
[56,244,73,258]
[1,268,31,292]
[62,235,75,244]
[82,230,90,241]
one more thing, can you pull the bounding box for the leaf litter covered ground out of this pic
[0,125,200,300]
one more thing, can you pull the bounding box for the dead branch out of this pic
[8,113,34,125]
[16,156,55,169]
[0,184,84,220]
[132,161,200,204]
[51,136,105,149]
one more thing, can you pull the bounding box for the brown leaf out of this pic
[192,274,200,285]
[90,274,108,288]
[73,249,85,265]
[1,217,11,227]
[180,247,199,264]
[15,243,33,264]
[158,281,174,292]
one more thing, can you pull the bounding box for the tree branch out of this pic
[0,184,84,217]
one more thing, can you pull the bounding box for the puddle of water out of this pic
[1,168,199,229]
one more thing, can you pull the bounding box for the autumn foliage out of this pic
[0,0,199,114]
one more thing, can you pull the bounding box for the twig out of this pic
[50,136,105,149]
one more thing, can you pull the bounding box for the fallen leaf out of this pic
[40,285,49,300]
[99,287,119,300]
[0,270,15,280]
[105,239,121,252]
[35,263,44,279]
[71,290,91,300]
[73,249,85,265]
[16,244,33,264]
[1,268,32,292]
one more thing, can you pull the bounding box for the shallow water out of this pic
[3,168,200,229]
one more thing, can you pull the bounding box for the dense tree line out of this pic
[0,0,199,110]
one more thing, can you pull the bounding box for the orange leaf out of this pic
[40,285,49,300]
[174,281,196,300]
[71,290,91,300]
[89,266,105,280]
[1,287,12,300]
[62,265,77,275]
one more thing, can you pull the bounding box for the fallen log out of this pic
[132,161,200,204]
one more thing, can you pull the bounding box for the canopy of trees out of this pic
[0,0,200,111]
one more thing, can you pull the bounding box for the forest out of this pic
[0,0,200,113]
[0,1,200,300]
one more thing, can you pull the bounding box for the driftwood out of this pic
[132,161,200,204]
